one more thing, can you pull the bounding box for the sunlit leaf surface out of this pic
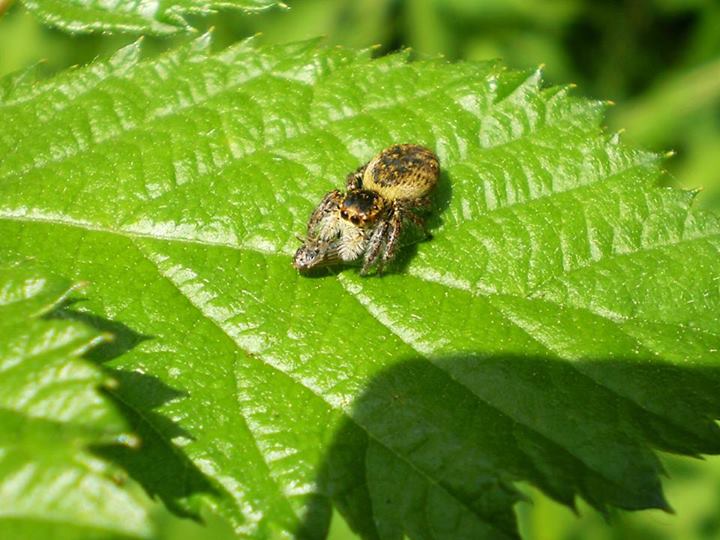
[1,37,719,539]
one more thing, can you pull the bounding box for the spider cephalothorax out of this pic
[293,144,440,275]
[340,189,386,226]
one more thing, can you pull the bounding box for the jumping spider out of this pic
[293,144,440,275]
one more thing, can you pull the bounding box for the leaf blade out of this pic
[1,38,720,539]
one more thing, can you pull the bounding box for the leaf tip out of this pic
[659,499,675,514]
[82,332,115,356]
[532,64,544,80]
[194,30,214,49]
[356,43,382,60]
[107,38,144,73]
[116,432,141,449]
[608,128,625,144]
[71,279,92,292]
[103,377,120,390]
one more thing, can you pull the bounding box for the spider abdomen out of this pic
[362,144,439,201]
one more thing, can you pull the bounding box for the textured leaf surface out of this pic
[0,262,153,539]
[19,0,279,35]
[1,37,720,539]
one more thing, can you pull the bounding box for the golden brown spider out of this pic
[293,144,439,275]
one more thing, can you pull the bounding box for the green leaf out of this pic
[1,36,719,539]
[19,0,280,35]
[0,261,154,539]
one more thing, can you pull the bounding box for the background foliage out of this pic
[1,1,720,539]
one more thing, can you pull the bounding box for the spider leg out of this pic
[398,200,430,239]
[345,163,367,190]
[361,222,389,275]
[404,209,427,230]
[414,196,433,212]
[306,189,342,237]
[378,203,404,273]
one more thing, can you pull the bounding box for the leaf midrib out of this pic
[0,109,601,262]
[7,210,714,333]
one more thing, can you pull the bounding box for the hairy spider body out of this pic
[293,144,439,275]
[361,144,439,201]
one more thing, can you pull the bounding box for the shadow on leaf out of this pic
[48,306,220,522]
[301,354,720,540]
[47,305,151,363]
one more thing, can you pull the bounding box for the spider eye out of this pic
[340,210,348,219]
[350,216,360,225]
